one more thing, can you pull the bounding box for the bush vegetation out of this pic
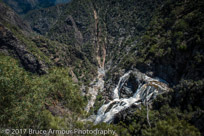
[0,54,86,129]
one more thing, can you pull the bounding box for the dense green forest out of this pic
[0,0,203,135]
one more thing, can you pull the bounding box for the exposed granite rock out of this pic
[0,23,47,74]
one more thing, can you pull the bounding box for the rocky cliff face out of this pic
[0,2,45,73]
[0,23,48,74]
[0,0,204,135]
[24,0,166,69]
[100,0,204,135]
[23,0,204,133]
[0,1,96,81]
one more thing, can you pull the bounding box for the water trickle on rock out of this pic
[85,68,105,112]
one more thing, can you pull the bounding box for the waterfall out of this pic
[113,71,132,99]
[94,70,169,124]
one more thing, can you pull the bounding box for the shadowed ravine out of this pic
[85,8,106,112]
[84,8,170,123]
[83,2,170,125]
[0,0,203,134]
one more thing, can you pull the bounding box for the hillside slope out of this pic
[0,0,204,135]
[104,0,204,135]
[0,0,97,131]
[0,1,96,81]
[2,0,71,14]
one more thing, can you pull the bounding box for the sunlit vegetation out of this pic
[0,54,86,129]
[0,0,203,135]
[106,0,204,135]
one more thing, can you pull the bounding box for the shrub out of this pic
[142,117,201,136]
[0,55,86,129]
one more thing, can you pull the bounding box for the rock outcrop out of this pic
[0,23,47,74]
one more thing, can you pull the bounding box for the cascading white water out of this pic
[113,71,132,99]
[94,70,169,124]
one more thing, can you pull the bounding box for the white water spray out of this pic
[94,70,169,124]
[113,71,132,99]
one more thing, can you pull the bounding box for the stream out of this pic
[85,8,169,124]
[94,70,169,124]
[84,68,169,124]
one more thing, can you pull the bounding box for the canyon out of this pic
[0,0,203,135]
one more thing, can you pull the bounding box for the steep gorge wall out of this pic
[1,0,204,135]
